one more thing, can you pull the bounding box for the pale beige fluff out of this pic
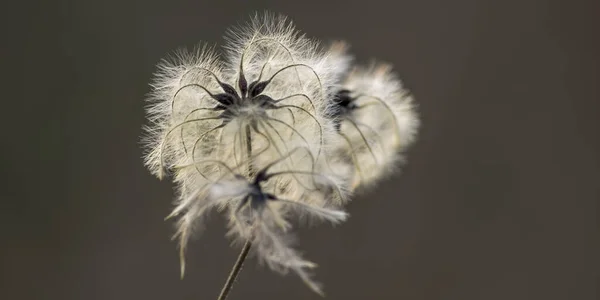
[331,63,419,190]
[142,13,352,296]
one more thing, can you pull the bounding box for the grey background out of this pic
[2,0,597,299]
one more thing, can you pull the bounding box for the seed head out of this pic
[142,13,354,295]
[142,12,419,297]
[328,63,419,190]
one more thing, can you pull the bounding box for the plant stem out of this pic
[216,125,254,300]
[216,239,252,300]
[245,125,253,176]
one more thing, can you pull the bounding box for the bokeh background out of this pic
[2,0,597,299]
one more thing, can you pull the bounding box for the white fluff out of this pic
[142,12,418,296]
[330,63,419,190]
[142,13,354,295]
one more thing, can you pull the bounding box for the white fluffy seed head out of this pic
[142,11,419,295]
[142,13,355,295]
[330,63,419,190]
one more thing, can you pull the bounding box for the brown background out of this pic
[2,0,597,299]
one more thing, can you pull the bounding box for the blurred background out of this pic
[2,0,597,299]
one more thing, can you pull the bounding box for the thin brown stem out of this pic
[217,239,252,300]
[245,125,253,176]
[217,125,254,300]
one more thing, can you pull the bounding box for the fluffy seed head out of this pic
[328,63,419,190]
[142,13,354,295]
[141,12,419,296]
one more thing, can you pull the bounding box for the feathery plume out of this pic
[142,13,352,296]
[142,12,419,298]
[328,63,419,190]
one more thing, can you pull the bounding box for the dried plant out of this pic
[328,63,419,190]
[142,13,418,299]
